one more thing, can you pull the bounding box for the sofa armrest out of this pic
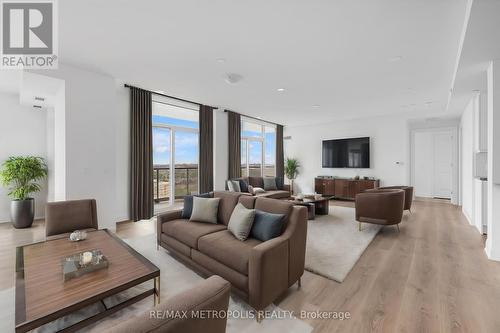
[104,276,231,333]
[249,236,289,310]
[157,209,183,244]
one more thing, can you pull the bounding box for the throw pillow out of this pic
[247,185,254,195]
[250,210,285,241]
[226,180,241,192]
[190,197,220,224]
[275,177,284,190]
[238,179,249,193]
[263,177,277,191]
[181,193,212,219]
[228,203,256,241]
[253,187,266,194]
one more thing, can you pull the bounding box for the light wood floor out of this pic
[2,199,500,332]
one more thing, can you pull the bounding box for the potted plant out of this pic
[0,156,47,228]
[284,158,300,195]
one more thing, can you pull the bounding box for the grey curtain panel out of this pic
[227,110,241,179]
[130,87,153,221]
[276,124,285,180]
[199,105,214,193]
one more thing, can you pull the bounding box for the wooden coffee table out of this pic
[15,229,160,333]
[287,196,333,219]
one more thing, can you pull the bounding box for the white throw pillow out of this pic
[253,187,266,194]
[190,197,220,224]
[228,203,256,241]
[227,180,241,192]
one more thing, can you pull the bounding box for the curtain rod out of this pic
[124,84,218,110]
[224,109,282,127]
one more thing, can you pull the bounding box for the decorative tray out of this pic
[61,249,108,281]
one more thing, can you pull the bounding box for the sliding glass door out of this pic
[153,127,171,203]
[152,98,199,209]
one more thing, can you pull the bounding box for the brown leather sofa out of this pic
[45,199,98,240]
[231,176,290,199]
[373,186,414,211]
[355,189,405,231]
[157,191,307,315]
[105,275,231,333]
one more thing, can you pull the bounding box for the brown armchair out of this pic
[355,189,405,231]
[104,275,231,333]
[45,199,98,240]
[373,186,413,212]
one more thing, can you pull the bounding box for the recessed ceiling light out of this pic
[312,104,320,108]
[225,73,243,85]
[154,90,165,94]
[216,58,226,63]
[277,88,285,92]
[388,56,403,62]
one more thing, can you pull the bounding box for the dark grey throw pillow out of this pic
[263,177,277,191]
[250,210,285,241]
[238,179,249,193]
[181,193,212,219]
[275,177,284,190]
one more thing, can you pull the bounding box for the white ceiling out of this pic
[448,0,500,114]
[57,0,468,125]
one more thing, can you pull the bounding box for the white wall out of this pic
[461,98,474,223]
[34,64,129,229]
[0,92,48,222]
[485,60,500,260]
[284,114,409,194]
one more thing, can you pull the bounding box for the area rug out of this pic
[13,233,312,333]
[305,206,381,283]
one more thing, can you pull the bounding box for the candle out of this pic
[82,251,93,265]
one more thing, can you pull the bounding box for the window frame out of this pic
[240,117,276,177]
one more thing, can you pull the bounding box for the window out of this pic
[240,118,276,178]
[152,97,199,207]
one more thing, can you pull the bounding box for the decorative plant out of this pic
[0,156,48,200]
[284,158,300,194]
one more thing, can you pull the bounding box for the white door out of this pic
[433,132,453,199]
[413,132,434,197]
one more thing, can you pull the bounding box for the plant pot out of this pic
[11,198,34,228]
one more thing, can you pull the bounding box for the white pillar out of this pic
[485,60,500,260]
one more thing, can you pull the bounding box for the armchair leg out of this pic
[157,243,159,250]
[359,222,362,231]
[396,224,400,233]
[297,277,302,288]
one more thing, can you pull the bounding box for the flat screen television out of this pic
[322,137,370,168]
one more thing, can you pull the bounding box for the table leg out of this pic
[154,276,160,306]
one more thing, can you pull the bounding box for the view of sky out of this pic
[153,115,198,165]
[153,115,276,167]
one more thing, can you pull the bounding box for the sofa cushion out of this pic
[190,197,220,224]
[181,193,213,219]
[162,219,226,249]
[227,203,256,241]
[213,191,242,225]
[238,195,256,209]
[198,230,261,275]
[250,210,285,241]
[255,197,294,216]
[248,176,264,188]
[255,190,290,199]
[263,177,278,191]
